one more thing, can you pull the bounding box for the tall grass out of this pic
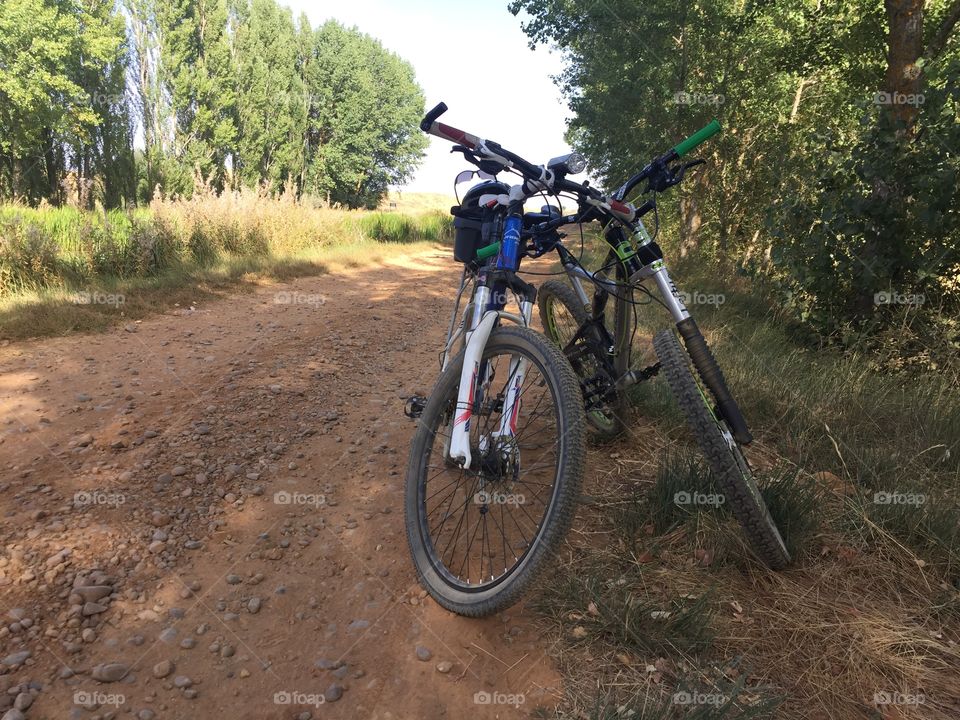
[0,191,453,339]
[0,191,453,296]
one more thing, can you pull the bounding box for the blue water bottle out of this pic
[497,214,523,271]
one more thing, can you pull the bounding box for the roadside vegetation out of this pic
[529,233,960,720]
[510,1,960,716]
[0,192,452,339]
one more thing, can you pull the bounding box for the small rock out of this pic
[324,684,343,702]
[75,585,113,603]
[415,645,432,661]
[1,652,30,667]
[153,660,174,679]
[92,662,129,682]
[82,602,108,616]
[171,465,187,476]
[173,675,193,688]
[247,597,262,614]
[436,661,453,673]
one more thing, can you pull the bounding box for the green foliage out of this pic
[356,211,451,243]
[0,0,427,210]
[770,54,960,360]
[304,21,428,208]
[511,0,960,364]
[231,0,306,192]
[0,0,134,206]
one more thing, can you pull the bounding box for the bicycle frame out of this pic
[555,216,754,445]
[558,218,690,342]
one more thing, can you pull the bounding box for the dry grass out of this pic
[534,435,960,719]
[379,190,456,213]
[0,190,451,340]
[526,240,960,718]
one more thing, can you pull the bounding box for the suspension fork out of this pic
[447,270,536,468]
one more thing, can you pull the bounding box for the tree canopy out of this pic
[511,0,960,360]
[0,0,427,209]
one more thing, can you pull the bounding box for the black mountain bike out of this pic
[405,103,789,618]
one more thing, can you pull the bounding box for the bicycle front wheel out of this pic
[405,326,586,616]
[653,329,791,569]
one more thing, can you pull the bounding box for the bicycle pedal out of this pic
[404,395,427,419]
[615,363,661,389]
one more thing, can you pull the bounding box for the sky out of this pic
[282,0,573,194]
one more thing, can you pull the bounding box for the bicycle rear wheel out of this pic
[538,280,627,438]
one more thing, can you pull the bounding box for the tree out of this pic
[0,0,133,207]
[303,21,427,208]
[159,0,237,195]
[231,0,306,192]
[0,0,428,209]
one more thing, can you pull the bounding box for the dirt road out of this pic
[0,248,562,719]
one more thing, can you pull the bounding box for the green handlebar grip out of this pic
[673,119,722,158]
[475,242,500,260]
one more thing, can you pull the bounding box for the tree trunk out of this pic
[883,0,924,130]
[855,1,925,318]
[42,127,61,205]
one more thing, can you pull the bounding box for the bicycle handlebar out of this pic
[421,101,722,221]
[420,102,448,131]
[674,119,721,158]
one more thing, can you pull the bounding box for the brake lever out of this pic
[665,158,707,188]
[451,144,482,167]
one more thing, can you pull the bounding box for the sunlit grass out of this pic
[0,192,451,339]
